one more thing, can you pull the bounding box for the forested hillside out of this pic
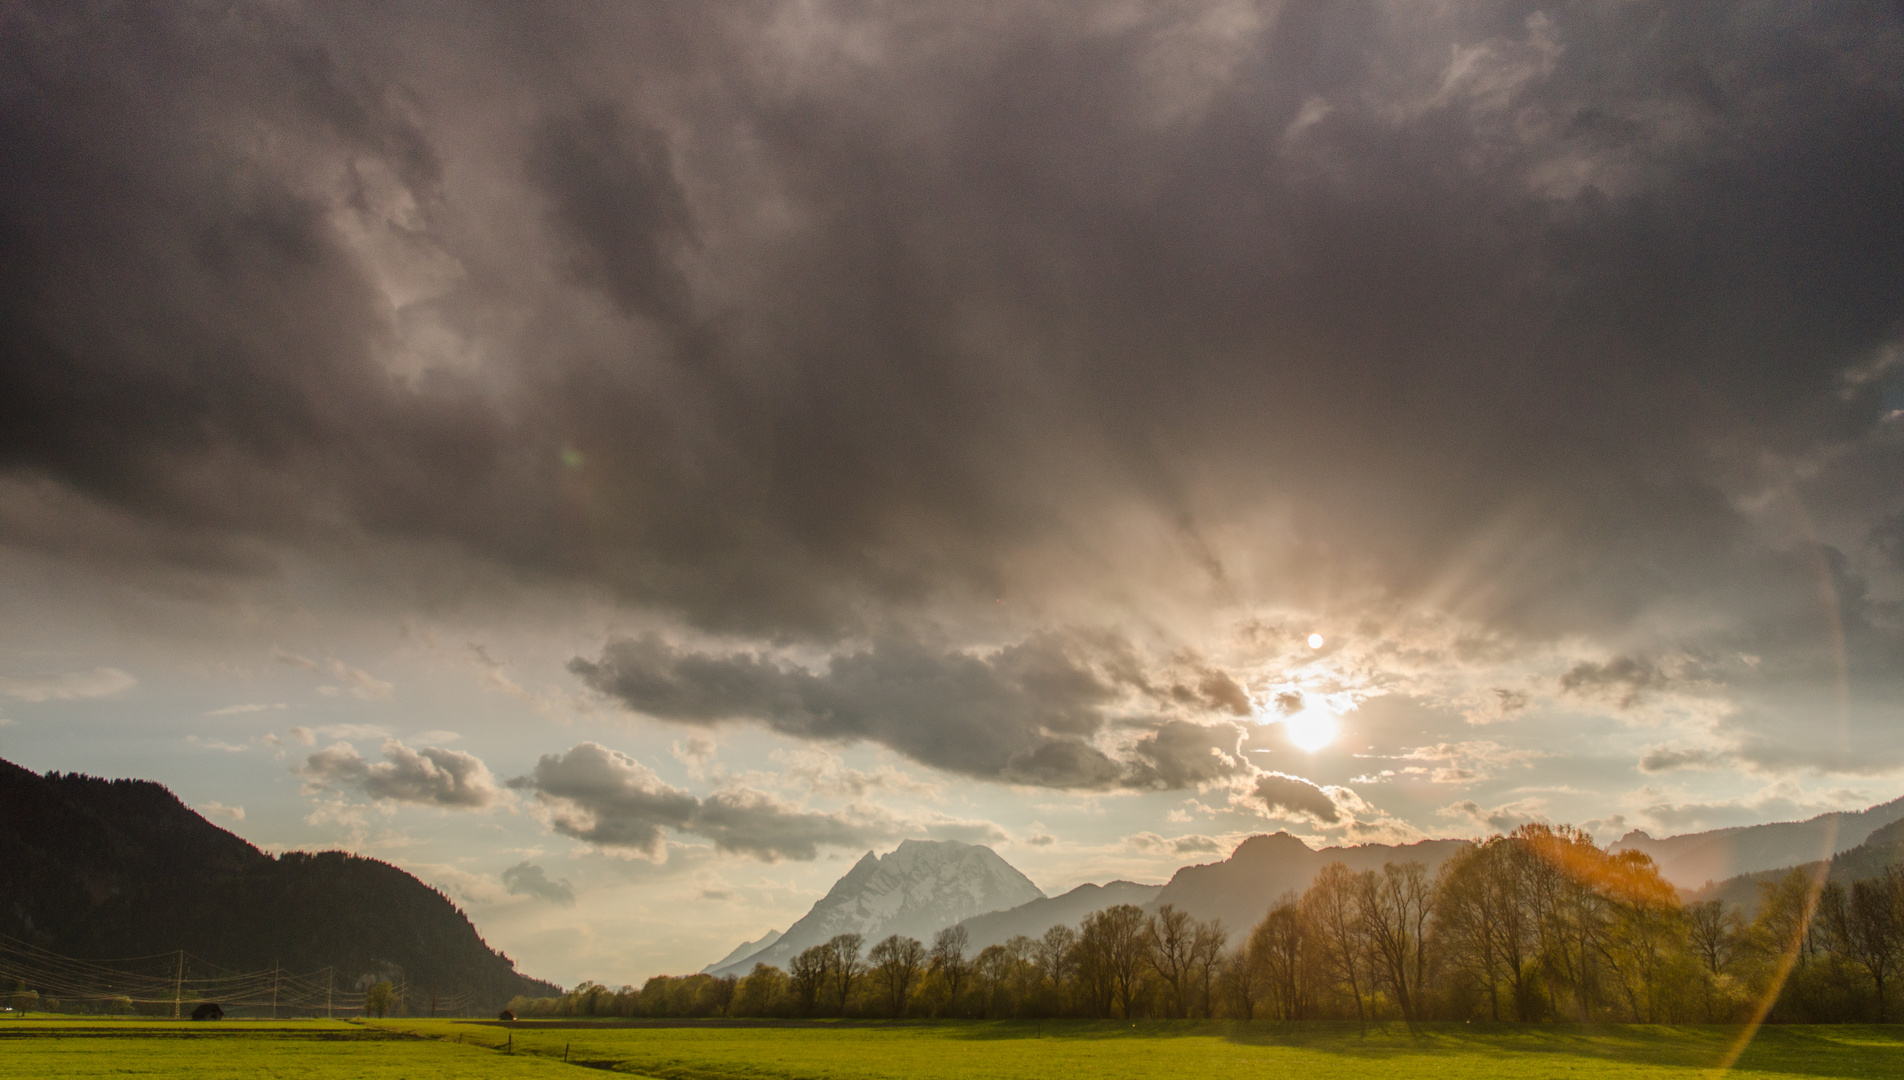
[1692,816,1904,912]
[1612,796,1904,887]
[0,758,555,1012]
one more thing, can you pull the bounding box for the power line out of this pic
[0,937,483,1016]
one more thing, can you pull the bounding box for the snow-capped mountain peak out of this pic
[707,839,1044,975]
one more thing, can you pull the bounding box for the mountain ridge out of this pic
[955,880,1165,952]
[1691,816,1904,913]
[1145,832,1471,934]
[701,928,783,975]
[1610,795,1904,888]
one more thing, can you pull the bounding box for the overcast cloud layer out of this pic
[2,0,1904,984]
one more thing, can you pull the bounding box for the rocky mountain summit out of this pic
[708,839,1044,976]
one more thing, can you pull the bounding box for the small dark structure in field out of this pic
[191,1002,224,1021]
[498,1008,515,1021]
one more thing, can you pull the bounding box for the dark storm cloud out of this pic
[1125,720,1251,790]
[501,860,576,905]
[1250,772,1341,824]
[512,741,875,860]
[5,3,1904,766]
[1638,746,1733,774]
[1875,510,1904,571]
[300,739,505,808]
[1558,656,1672,709]
[530,104,696,325]
[569,633,1130,788]
[0,1,561,586]
[1169,669,1254,717]
[569,633,1269,789]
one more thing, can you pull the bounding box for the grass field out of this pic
[0,1018,572,1078]
[2,1016,1903,1078]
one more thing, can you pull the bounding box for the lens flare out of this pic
[1284,706,1337,751]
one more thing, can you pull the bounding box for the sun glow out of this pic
[1284,706,1338,752]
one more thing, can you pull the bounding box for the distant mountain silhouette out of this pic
[1611,796,1904,888]
[954,880,1164,952]
[709,840,1044,975]
[926,833,1470,957]
[1816,817,1904,884]
[1692,816,1904,913]
[0,757,556,1010]
[1146,832,1470,935]
[701,928,782,974]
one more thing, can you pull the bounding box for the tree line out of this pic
[507,824,1904,1023]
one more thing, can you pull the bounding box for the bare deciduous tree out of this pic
[1190,918,1228,1018]
[1036,924,1077,991]
[869,935,926,1017]
[789,945,830,1015]
[1079,904,1149,1019]
[826,933,865,1013]
[1357,862,1434,1021]
[1145,904,1196,1018]
[1302,863,1368,1021]
[1248,900,1310,1020]
[931,925,971,1002]
[1822,869,1904,1022]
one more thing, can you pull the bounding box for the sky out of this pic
[2,1,1903,989]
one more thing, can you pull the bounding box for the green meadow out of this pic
[0,1018,571,1079]
[4,1016,1904,1078]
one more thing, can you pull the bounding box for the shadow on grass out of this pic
[402,1015,1904,1080]
[928,1018,1904,1078]
[0,1023,418,1043]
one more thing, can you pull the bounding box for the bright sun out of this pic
[1284,706,1338,752]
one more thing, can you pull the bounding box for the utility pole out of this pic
[326,969,333,1020]
[430,986,437,1018]
[172,951,184,1020]
[271,962,280,1020]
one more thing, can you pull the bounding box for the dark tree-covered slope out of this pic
[1612,796,1904,888]
[0,757,556,1009]
[1692,817,1904,914]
